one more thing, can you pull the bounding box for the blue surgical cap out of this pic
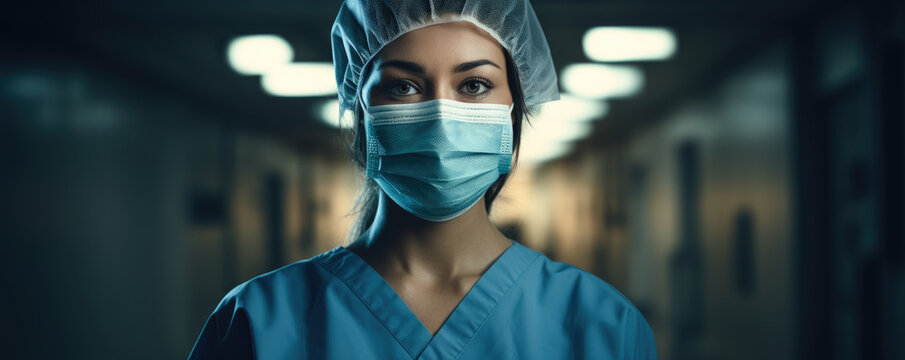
[331,0,560,111]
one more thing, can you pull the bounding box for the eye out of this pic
[385,80,420,97]
[458,78,493,96]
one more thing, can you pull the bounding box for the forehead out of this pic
[374,21,506,69]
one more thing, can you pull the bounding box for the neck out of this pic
[349,191,512,281]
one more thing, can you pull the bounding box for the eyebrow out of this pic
[378,60,425,73]
[377,59,501,74]
[454,59,501,72]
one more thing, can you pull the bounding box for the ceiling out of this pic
[4,0,820,154]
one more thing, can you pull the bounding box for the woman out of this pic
[189,1,656,359]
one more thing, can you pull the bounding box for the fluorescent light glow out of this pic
[518,138,573,165]
[227,35,294,75]
[261,62,337,97]
[560,63,644,99]
[524,118,591,144]
[517,94,607,164]
[536,94,608,123]
[319,99,355,129]
[583,27,677,62]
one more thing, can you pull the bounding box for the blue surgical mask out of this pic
[363,98,514,222]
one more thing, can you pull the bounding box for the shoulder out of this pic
[532,254,638,313]
[190,248,341,359]
[528,254,657,358]
[533,254,655,340]
[215,247,340,312]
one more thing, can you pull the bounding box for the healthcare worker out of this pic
[189,0,657,359]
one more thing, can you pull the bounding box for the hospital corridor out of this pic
[1,0,903,359]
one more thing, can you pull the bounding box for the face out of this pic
[361,21,513,108]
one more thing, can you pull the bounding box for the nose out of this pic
[427,76,455,101]
[431,87,453,101]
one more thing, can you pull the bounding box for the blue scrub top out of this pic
[188,239,657,359]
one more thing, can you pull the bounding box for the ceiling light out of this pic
[261,62,337,97]
[516,94,607,164]
[583,27,676,62]
[227,35,294,75]
[318,99,355,129]
[536,94,608,123]
[518,139,573,165]
[560,63,644,99]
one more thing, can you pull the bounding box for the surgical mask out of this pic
[363,98,514,222]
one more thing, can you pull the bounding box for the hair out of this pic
[344,49,529,243]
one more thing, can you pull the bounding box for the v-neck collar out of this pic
[316,239,540,360]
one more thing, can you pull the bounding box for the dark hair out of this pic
[344,49,529,242]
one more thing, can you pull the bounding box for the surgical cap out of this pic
[331,0,560,111]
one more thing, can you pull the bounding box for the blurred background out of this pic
[1,0,903,359]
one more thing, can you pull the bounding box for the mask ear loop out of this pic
[357,86,369,114]
[497,102,515,174]
[357,65,380,178]
[356,56,379,114]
